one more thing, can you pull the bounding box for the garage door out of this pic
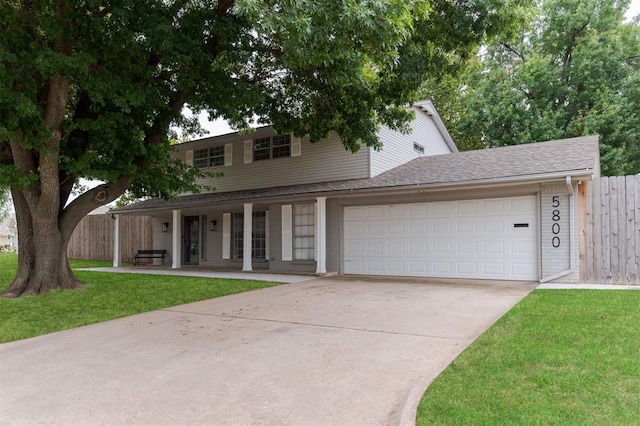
[343,196,538,280]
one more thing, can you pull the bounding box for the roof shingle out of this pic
[114,136,599,213]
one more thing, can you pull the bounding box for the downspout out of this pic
[540,176,575,283]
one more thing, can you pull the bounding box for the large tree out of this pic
[0,0,528,297]
[440,0,640,174]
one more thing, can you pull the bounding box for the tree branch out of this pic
[60,176,132,242]
[500,43,525,61]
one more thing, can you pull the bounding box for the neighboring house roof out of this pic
[114,136,600,213]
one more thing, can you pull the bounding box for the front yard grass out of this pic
[0,253,279,344]
[417,290,640,425]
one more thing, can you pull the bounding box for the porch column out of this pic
[172,209,181,269]
[112,214,121,267]
[315,196,327,274]
[243,203,253,271]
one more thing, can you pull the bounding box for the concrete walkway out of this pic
[0,277,536,425]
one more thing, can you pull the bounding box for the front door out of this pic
[184,216,199,265]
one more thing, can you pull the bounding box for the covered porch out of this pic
[111,196,328,275]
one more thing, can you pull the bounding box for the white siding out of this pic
[175,129,369,193]
[370,109,453,177]
[540,182,580,282]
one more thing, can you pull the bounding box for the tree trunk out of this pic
[1,189,82,298]
[1,178,132,298]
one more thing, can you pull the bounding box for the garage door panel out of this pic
[457,241,478,254]
[483,241,505,254]
[388,205,405,217]
[457,220,478,233]
[409,221,428,236]
[366,206,385,217]
[344,196,538,280]
[408,261,428,273]
[457,262,477,274]
[409,204,428,216]
[389,222,405,234]
[432,203,452,215]
[432,262,452,273]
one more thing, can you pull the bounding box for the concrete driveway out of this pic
[0,277,535,425]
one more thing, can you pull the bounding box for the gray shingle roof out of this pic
[114,136,599,213]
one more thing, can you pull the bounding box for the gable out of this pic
[370,100,457,177]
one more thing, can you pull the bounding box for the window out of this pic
[293,204,315,260]
[253,134,291,161]
[231,211,267,259]
[210,146,224,166]
[253,137,272,161]
[193,149,209,168]
[193,146,225,168]
[413,142,425,154]
[272,134,291,158]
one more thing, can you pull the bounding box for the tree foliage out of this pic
[0,0,529,296]
[432,0,640,175]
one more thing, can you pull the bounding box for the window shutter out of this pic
[185,150,193,166]
[224,143,233,167]
[243,140,253,164]
[281,205,292,261]
[222,213,231,259]
[265,210,270,259]
[291,136,301,157]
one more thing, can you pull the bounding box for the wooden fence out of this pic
[67,214,153,264]
[581,175,640,284]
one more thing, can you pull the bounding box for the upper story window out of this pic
[253,134,291,161]
[413,142,425,155]
[193,146,225,168]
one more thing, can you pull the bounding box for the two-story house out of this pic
[113,100,600,283]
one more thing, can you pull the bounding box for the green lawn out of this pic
[0,253,279,344]
[417,290,640,425]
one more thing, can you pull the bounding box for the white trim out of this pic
[243,203,253,271]
[281,204,293,261]
[315,197,327,274]
[243,140,253,164]
[185,150,193,166]
[222,213,231,259]
[112,214,121,267]
[171,209,181,269]
[265,210,270,259]
[224,143,233,166]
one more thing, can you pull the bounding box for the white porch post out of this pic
[171,209,181,269]
[112,214,121,267]
[315,196,327,274]
[243,203,253,271]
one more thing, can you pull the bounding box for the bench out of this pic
[134,249,167,266]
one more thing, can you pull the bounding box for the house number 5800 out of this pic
[551,196,561,248]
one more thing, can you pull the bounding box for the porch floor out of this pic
[78,265,319,284]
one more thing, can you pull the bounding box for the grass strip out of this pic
[417,290,640,425]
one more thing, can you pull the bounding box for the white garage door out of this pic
[343,196,538,280]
